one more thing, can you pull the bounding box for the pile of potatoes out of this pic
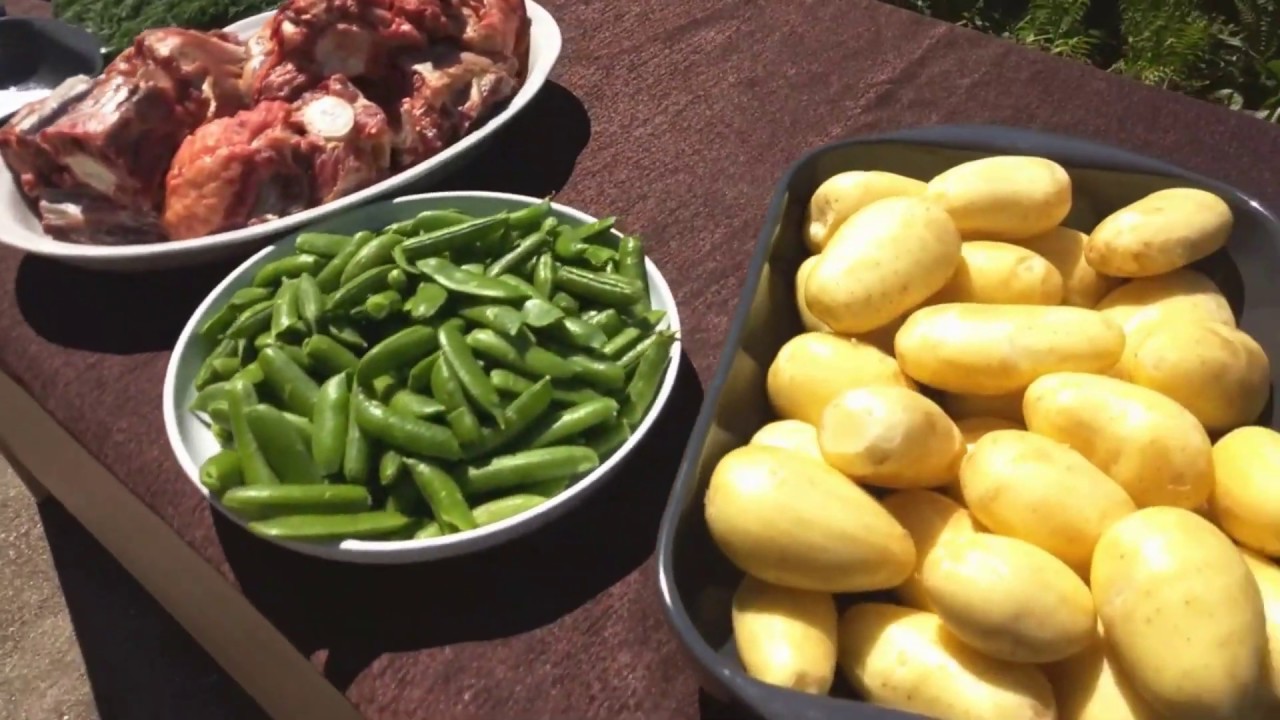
[703,156,1280,720]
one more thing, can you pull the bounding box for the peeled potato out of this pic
[1085,188,1233,278]
[1018,226,1120,307]
[732,575,837,694]
[924,155,1072,240]
[749,420,823,462]
[818,386,964,488]
[766,333,914,426]
[794,256,832,333]
[805,170,928,253]
[881,490,977,610]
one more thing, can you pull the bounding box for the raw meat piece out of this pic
[112,28,250,121]
[162,102,312,240]
[392,44,518,167]
[38,188,167,245]
[0,75,96,198]
[456,0,528,58]
[293,76,393,203]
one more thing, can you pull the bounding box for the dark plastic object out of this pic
[655,124,1280,720]
[0,17,105,94]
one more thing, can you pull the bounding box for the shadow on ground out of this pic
[215,353,701,692]
[36,501,268,720]
[13,81,590,356]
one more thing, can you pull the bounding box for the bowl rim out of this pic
[654,123,1280,720]
[0,2,562,264]
[163,190,683,563]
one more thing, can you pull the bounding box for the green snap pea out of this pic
[602,327,644,359]
[507,198,551,231]
[190,379,234,417]
[294,274,324,333]
[498,274,545,299]
[244,404,323,484]
[526,478,570,497]
[617,235,651,313]
[253,332,275,352]
[466,329,576,379]
[549,316,608,350]
[554,265,645,307]
[446,405,483,448]
[316,230,376,291]
[379,449,404,487]
[636,309,669,330]
[352,390,462,460]
[520,297,565,328]
[403,458,476,532]
[526,397,620,449]
[311,374,350,477]
[566,354,626,392]
[223,484,371,521]
[360,325,440,389]
[580,245,616,269]
[388,268,410,295]
[416,258,529,302]
[199,450,242,496]
[248,510,411,541]
[405,283,448,322]
[226,380,279,486]
[341,233,405,286]
[621,333,676,426]
[385,209,475,238]
[490,368,533,395]
[620,330,676,372]
[232,361,265,387]
[551,292,579,315]
[406,351,440,392]
[295,232,353,257]
[460,446,600,496]
[388,390,446,419]
[533,252,555,297]
[386,475,426,516]
[226,299,275,340]
[459,262,485,274]
[550,382,606,407]
[430,354,470,412]
[398,215,508,263]
[257,346,320,417]
[362,289,403,321]
[326,318,368,351]
[326,265,395,314]
[583,419,633,459]
[253,254,327,289]
[414,522,444,539]
[487,230,550,278]
[584,309,625,337]
[271,279,307,342]
[470,494,548,526]
[199,287,272,341]
[370,374,401,403]
[470,377,553,457]
[303,335,360,376]
[342,387,372,484]
[270,344,311,374]
[459,304,524,335]
[212,424,234,448]
[279,411,314,445]
[440,320,503,420]
[194,338,237,390]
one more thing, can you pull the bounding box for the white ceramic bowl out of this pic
[163,192,683,563]
[0,4,562,271]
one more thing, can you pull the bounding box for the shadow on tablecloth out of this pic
[215,352,702,692]
[12,81,591,356]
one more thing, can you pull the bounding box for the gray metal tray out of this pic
[655,124,1280,720]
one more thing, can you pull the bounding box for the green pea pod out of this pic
[580,245,616,269]
[302,335,360,376]
[549,382,606,407]
[342,385,373,484]
[248,510,412,541]
[498,274,545,299]
[279,411,314,445]
[357,326,439,390]
[526,397,620,449]
[404,458,476,532]
[584,419,633,459]
[386,475,426,516]
[430,354,470,413]
[316,230,376,292]
[486,230,550,278]
[416,258,529,302]
[399,214,508,263]
[460,446,600,496]
[617,235,651,313]
[414,522,445,539]
[439,320,503,421]
[507,198,551,231]
[194,338,238,390]
[471,494,547,526]
[326,265,395,314]
[446,405,483,448]
[554,265,645,307]
[379,449,405,487]
[459,304,524,336]
[311,374,350,477]
[547,316,608,350]
[489,368,534,395]
[226,379,280,486]
[224,484,371,521]
[198,286,272,342]
[584,309,625,337]
[458,262,485,274]
[362,289,403,320]
[566,354,626,392]
[620,330,676,372]
[352,390,463,460]
[244,404,323,484]
[520,297,564,328]
[465,329,576,379]
[225,299,275,340]
[341,232,406,286]
[388,268,410,295]
[252,254,328,289]
[295,232,353,257]
[388,390,447,420]
[272,343,312,374]
[371,374,401,403]
[384,209,475,238]
[621,334,675,426]
[469,377,553,457]
[294,274,324,334]
[551,292,579,315]
[533,253,555,297]
[405,283,449,322]
[525,478,570,497]
[406,351,441,392]
[257,346,320,417]
[326,318,368,351]
[199,450,243,496]
[212,424,234,448]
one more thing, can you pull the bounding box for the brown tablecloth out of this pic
[4,0,1280,718]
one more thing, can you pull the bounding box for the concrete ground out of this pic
[0,459,268,720]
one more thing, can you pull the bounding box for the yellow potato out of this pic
[1018,226,1121,307]
[959,429,1135,575]
[929,240,1064,305]
[895,304,1124,395]
[794,256,831,333]
[731,575,837,694]
[1241,549,1280,710]
[922,533,1095,664]
[1085,188,1233,278]
[705,445,915,592]
[1095,269,1235,341]
[1024,372,1214,509]
[1092,507,1267,720]
[749,420,823,462]
[1212,426,1280,556]
[942,417,1024,503]
[805,170,928,253]
[881,490,977,610]
[806,197,961,335]
[1045,629,1160,720]
[766,333,914,426]
[1123,321,1269,432]
[838,604,1057,720]
[925,155,1072,240]
[852,312,909,356]
[941,390,1026,424]
[818,386,964,488]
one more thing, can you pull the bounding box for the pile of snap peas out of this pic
[188,200,677,544]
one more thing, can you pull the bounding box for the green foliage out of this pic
[53,0,276,55]
[1014,0,1098,61]
[1114,0,1218,89]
